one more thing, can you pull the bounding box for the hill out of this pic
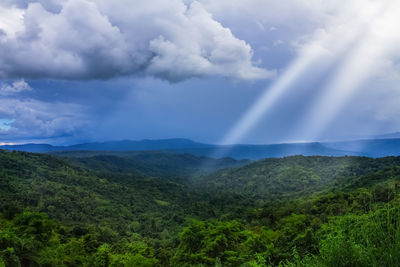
[2,150,400,266]
[0,150,192,231]
[52,150,251,178]
[196,155,400,199]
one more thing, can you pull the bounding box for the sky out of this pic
[1,0,400,145]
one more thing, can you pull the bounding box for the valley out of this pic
[1,150,400,266]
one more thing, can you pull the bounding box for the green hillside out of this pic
[1,150,400,266]
[53,150,250,179]
[197,155,400,199]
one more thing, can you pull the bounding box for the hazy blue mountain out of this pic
[65,138,212,151]
[369,131,400,139]
[0,143,58,152]
[0,139,356,160]
[168,142,361,160]
[323,138,400,158]
[0,138,210,152]
[4,137,400,160]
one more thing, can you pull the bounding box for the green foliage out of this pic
[2,150,400,266]
[56,150,250,179]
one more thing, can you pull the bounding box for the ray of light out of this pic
[217,1,387,148]
[220,50,320,145]
[298,1,400,142]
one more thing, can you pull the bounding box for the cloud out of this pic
[0,79,33,95]
[2,0,400,145]
[0,97,88,140]
[273,40,284,47]
[0,0,273,81]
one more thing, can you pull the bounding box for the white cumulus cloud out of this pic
[0,0,273,81]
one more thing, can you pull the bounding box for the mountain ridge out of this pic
[2,137,400,159]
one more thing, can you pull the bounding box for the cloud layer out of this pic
[0,0,273,81]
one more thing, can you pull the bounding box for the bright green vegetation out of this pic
[1,150,400,266]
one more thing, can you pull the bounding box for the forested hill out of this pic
[197,155,400,199]
[2,150,400,266]
[0,150,191,229]
[53,150,251,178]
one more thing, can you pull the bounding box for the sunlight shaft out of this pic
[299,1,400,141]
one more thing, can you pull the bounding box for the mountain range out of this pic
[1,137,400,159]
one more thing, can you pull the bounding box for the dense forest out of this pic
[1,150,400,266]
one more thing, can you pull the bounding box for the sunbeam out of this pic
[298,1,400,142]
[218,1,384,147]
[220,50,321,145]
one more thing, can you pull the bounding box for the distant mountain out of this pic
[0,138,357,160]
[370,131,400,140]
[317,131,400,141]
[66,138,211,151]
[168,142,360,160]
[0,138,361,159]
[3,137,400,160]
[0,143,58,152]
[323,138,400,158]
[0,138,210,152]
